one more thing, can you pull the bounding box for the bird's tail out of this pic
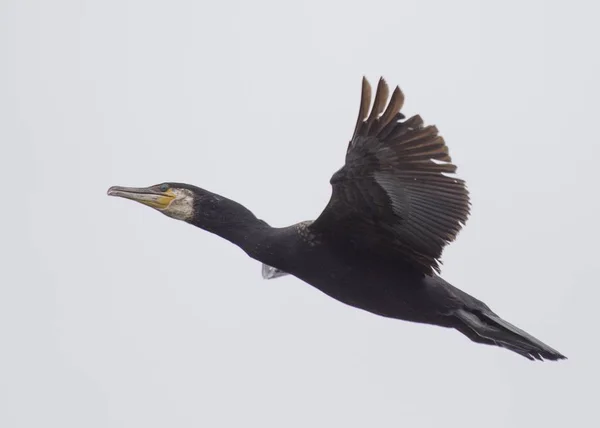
[454,308,566,361]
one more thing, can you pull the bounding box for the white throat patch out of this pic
[163,188,195,221]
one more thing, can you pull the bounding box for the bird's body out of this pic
[108,77,566,361]
[241,221,447,325]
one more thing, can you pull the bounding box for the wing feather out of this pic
[311,77,470,274]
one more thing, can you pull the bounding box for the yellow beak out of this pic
[107,186,175,210]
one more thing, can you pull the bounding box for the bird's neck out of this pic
[215,218,274,258]
[189,202,276,262]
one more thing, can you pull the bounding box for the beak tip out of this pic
[107,186,118,196]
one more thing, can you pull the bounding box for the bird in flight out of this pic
[108,77,565,361]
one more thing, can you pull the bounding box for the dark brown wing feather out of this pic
[310,77,470,274]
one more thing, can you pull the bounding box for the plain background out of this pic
[1,0,598,427]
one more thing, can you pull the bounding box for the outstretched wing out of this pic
[310,77,470,274]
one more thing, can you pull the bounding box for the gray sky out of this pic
[1,0,598,427]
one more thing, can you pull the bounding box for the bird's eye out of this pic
[160,184,169,192]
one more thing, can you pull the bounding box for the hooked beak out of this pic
[107,185,176,210]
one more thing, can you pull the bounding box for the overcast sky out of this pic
[2,0,599,427]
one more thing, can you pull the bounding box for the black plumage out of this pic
[312,78,469,274]
[108,77,565,361]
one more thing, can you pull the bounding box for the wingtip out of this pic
[360,75,370,91]
[362,76,372,94]
[353,76,373,139]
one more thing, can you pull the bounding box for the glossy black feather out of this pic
[311,77,469,274]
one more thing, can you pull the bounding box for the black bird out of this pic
[108,77,565,361]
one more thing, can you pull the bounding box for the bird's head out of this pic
[107,183,197,222]
[107,182,262,233]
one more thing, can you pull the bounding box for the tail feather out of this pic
[455,309,566,361]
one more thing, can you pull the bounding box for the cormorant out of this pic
[108,77,565,361]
